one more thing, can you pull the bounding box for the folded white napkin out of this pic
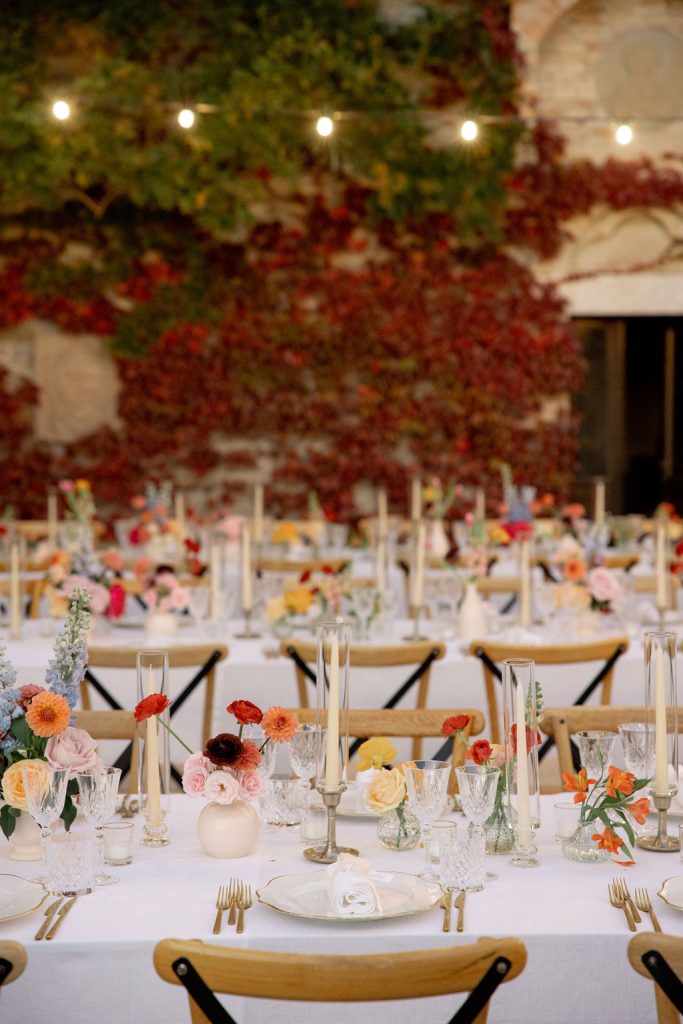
[326,853,381,916]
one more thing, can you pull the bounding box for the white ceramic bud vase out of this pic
[8,810,43,862]
[146,611,178,637]
[197,800,260,858]
[427,520,451,559]
[458,581,488,640]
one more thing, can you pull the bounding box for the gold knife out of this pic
[45,896,78,940]
[441,892,452,932]
[35,898,63,941]
[454,890,465,932]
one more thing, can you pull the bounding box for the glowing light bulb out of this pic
[615,123,633,145]
[460,119,478,142]
[52,100,71,121]
[178,108,195,129]
[316,115,334,138]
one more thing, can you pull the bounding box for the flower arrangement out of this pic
[266,564,351,631]
[59,478,96,537]
[134,696,298,807]
[128,482,176,546]
[422,477,457,520]
[461,547,488,584]
[143,569,190,614]
[270,521,300,548]
[47,546,127,619]
[0,590,96,838]
[561,764,650,864]
[182,537,207,577]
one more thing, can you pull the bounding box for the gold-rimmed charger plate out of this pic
[658,876,683,911]
[0,874,48,923]
[257,869,442,922]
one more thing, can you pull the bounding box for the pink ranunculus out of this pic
[61,576,110,615]
[588,567,622,604]
[239,770,263,802]
[45,727,103,778]
[204,769,240,805]
[182,753,210,797]
[100,549,124,572]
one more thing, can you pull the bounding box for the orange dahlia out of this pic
[262,706,299,742]
[25,691,71,738]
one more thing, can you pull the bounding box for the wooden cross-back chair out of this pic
[0,941,27,988]
[256,556,349,575]
[0,577,47,620]
[280,639,446,759]
[154,938,527,1024]
[291,706,485,793]
[539,705,679,786]
[632,575,681,610]
[629,933,683,1024]
[468,637,629,747]
[74,709,140,795]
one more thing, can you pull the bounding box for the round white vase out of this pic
[427,520,451,559]
[197,800,260,858]
[458,581,488,641]
[146,611,178,637]
[8,810,43,862]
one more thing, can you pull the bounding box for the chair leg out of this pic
[600,668,614,705]
[484,669,500,746]
[411,671,431,760]
[296,668,309,709]
[79,678,92,711]
[202,670,216,747]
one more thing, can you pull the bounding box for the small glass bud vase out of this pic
[376,805,421,851]
[562,822,610,864]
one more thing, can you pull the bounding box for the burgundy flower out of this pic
[204,733,244,768]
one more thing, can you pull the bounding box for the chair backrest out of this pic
[256,556,348,574]
[0,940,27,987]
[469,637,629,746]
[154,937,527,1024]
[539,705,678,784]
[628,932,683,1024]
[291,706,484,792]
[475,576,521,595]
[74,709,140,795]
[632,575,680,610]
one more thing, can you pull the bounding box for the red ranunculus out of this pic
[204,733,244,768]
[441,714,470,736]
[107,583,126,619]
[510,723,541,755]
[134,694,171,722]
[227,699,263,725]
[467,739,493,765]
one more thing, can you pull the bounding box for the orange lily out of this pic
[562,768,595,804]
[605,766,635,799]
[625,796,650,825]
[591,827,623,853]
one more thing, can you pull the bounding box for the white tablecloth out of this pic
[1,794,680,1023]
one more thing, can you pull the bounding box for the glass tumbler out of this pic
[45,832,96,897]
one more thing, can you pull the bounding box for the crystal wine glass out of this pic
[350,585,378,640]
[456,764,500,881]
[76,767,122,885]
[21,764,69,875]
[402,760,451,879]
[187,584,210,630]
[618,723,655,780]
[577,731,617,778]
[289,724,325,786]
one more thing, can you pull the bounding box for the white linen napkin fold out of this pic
[326,853,381,915]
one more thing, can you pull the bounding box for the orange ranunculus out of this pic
[25,692,71,737]
[625,796,650,825]
[441,714,471,736]
[467,739,493,765]
[605,766,635,799]
[564,557,586,582]
[261,706,299,742]
[591,827,623,853]
[134,694,171,722]
[562,768,595,804]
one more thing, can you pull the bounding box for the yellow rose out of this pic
[272,522,299,545]
[266,596,286,623]
[357,737,397,771]
[2,759,49,811]
[285,586,313,614]
[75,479,91,491]
[364,767,406,813]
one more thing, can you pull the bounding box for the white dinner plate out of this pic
[336,786,380,819]
[0,874,48,923]
[257,869,441,922]
[658,876,683,911]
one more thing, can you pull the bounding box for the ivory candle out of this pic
[146,667,162,828]
[515,680,532,842]
[410,478,422,522]
[47,490,58,551]
[376,537,386,596]
[209,544,220,622]
[656,520,667,610]
[174,492,186,537]
[241,525,253,611]
[594,479,605,526]
[474,487,486,522]
[654,645,669,797]
[253,484,264,546]
[324,633,340,790]
[9,542,21,638]
[411,522,425,607]
[377,487,388,540]
[519,539,532,627]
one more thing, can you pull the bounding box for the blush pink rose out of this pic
[182,752,210,797]
[169,586,189,612]
[204,769,240,806]
[588,567,622,605]
[45,727,103,778]
[238,770,264,802]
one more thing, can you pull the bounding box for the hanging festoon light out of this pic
[177,108,195,129]
[614,122,633,146]
[460,119,478,142]
[315,115,334,138]
[51,99,71,121]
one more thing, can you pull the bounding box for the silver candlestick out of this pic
[637,793,680,852]
[403,605,427,642]
[235,607,260,639]
[303,788,358,864]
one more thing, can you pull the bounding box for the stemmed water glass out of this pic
[402,760,451,879]
[350,586,378,640]
[456,764,500,881]
[289,724,325,787]
[577,731,616,778]
[21,764,70,873]
[618,723,655,780]
[187,585,210,631]
[76,767,121,885]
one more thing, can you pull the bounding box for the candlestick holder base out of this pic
[510,827,539,868]
[637,793,680,852]
[303,788,358,864]
[141,810,169,847]
[403,605,427,642]
[235,608,261,639]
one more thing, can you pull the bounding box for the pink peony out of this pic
[182,752,211,797]
[100,549,124,572]
[238,770,264,802]
[45,727,103,778]
[204,769,240,805]
[588,567,622,605]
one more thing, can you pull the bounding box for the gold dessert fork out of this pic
[614,878,641,924]
[213,884,230,935]
[236,884,252,934]
[634,887,662,932]
[608,881,636,931]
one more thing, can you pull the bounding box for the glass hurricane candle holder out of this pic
[503,658,540,867]
[639,632,679,853]
[136,649,171,846]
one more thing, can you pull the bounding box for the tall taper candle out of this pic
[9,542,21,638]
[656,519,667,610]
[146,667,162,827]
[474,487,486,521]
[174,492,186,537]
[47,490,58,551]
[519,539,532,627]
[324,633,340,790]
[209,544,221,622]
[377,487,388,540]
[241,524,253,611]
[253,484,264,546]
[376,537,386,596]
[654,645,669,797]
[594,479,605,526]
[411,522,425,607]
[410,478,422,522]
[515,679,532,842]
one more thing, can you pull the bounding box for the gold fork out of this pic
[228,880,241,927]
[634,887,662,932]
[608,882,636,931]
[614,878,641,924]
[236,884,252,934]
[212,884,230,935]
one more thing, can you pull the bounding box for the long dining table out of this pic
[1,793,681,1024]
